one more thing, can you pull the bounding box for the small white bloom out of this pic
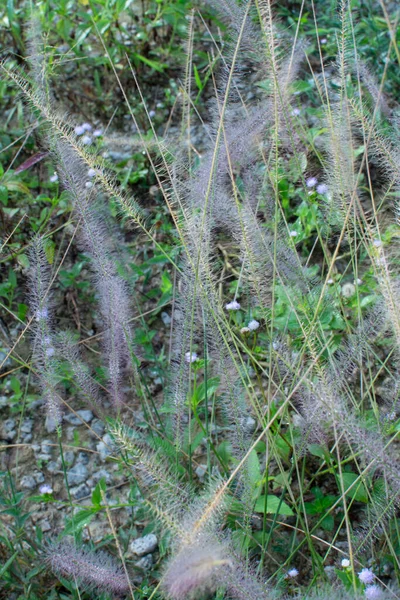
[185,351,198,363]
[46,347,55,358]
[358,568,375,585]
[149,110,156,118]
[240,327,250,334]
[291,108,301,116]
[81,135,92,145]
[341,559,351,568]
[93,129,103,137]
[226,300,241,310]
[85,181,93,189]
[355,278,363,285]
[289,230,298,237]
[39,484,53,494]
[327,278,334,285]
[81,122,92,131]
[74,125,85,135]
[87,168,97,177]
[373,239,382,248]
[365,585,383,599]
[287,568,299,578]
[49,172,58,183]
[320,37,327,44]
[248,319,260,331]
[317,183,328,195]
[341,282,356,298]
[306,176,318,188]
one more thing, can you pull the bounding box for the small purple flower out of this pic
[149,110,156,118]
[287,568,299,578]
[291,108,301,116]
[93,129,103,137]
[49,172,58,183]
[358,568,375,585]
[81,135,92,145]
[316,183,328,195]
[248,319,260,331]
[81,123,92,132]
[74,125,85,135]
[306,177,318,188]
[85,181,93,189]
[39,484,53,494]
[289,230,298,237]
[365,585,383,599]
[185,351,198,363]
[225,300,241,310]
[87,168,97,177]
[46,347,55,358]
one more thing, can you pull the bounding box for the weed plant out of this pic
[1,1,400,599]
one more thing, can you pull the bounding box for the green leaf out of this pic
[0,550,18,578]
[339,472,369,503]
[63,508,97,535]
[91,478,106,507]
[254,494,294,516]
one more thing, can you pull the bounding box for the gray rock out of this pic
[22,434,32,443]
[161,311,171,325]
[90,419,105,438]
[34,471,45,484]
[3,418,16,432]
[96,434,114,462]
[67,463,88,486]
[41,520,52,532]
[41,440,53,455]
[195,464,207,479]
[134,554,153,571]
[45,415,57,433]
[64,451,75,466]
[130,534,158,556]
[64,409,94,425]
[46,461,59,473]
[92,469,112,484]
[20,476,36,489]
[21,419,33,433]
[4,429,16,441]
[70,483,91,499]
[76,452,89,465]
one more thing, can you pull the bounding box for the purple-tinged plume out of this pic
[45,539,130,595]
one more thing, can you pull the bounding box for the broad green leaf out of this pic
[254,494,294,516]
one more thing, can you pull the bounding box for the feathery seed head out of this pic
[162,541,231,600]
[45,539,130,595]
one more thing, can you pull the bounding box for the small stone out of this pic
[67,463,88,486]
[64,451,75,466]
[41,440,53,455]
[45,415,57,433]
[64,409,94,425]
[92,469,112,484]
[195,464,207,479]
[130,534,158,556]
[90,419,105,438]
[96,434,114,462]
[70,483,91,499]
[20,476,36,489]
[161,311,171,326]
[21,419,33,433]
[34,471,45,484]
[41,520,52,532]
[134,554,153,571]
[76,452,89,465]
[3,418,15,432]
